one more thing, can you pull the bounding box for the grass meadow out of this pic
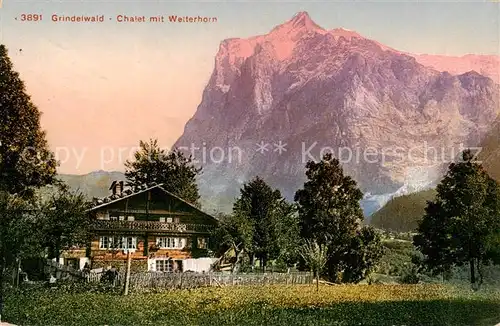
[3,283,500,326]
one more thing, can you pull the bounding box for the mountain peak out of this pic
[289,11,314,26]
[270,11,325,35]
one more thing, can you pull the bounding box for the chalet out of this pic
[61,181,218,273]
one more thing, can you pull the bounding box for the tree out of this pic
[125,139,201,206]
[0,44,57,198]
[342,226,384,283]
[0,44,57,322]
[413,201,455,277]
[41,184,92,261]
[485,231,500,265]
[211,213,254,273]
[299,240,328,292]
[272,201,301,267]
[414,149,500,289]
[295,153,382,282]
[0,192,40,321]
[233,176,298,270]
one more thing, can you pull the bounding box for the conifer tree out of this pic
[0,44,57,197]
[233,176,298,270]
[0,44,57,321]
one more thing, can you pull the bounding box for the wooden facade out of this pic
[62,182,218,273]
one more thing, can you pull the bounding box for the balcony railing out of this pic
[92,220,215,233]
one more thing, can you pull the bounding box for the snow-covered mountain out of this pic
[174,12,500,214]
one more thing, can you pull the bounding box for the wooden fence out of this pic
[90,271,313,291]
[46,260,105,283]
[45,260,85,279]
[45,260,313,291]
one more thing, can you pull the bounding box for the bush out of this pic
[15,279,123,295]
[57,279,122,294]
[376,240,416,277]
[399,267,420,284]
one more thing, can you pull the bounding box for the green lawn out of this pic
[4,284,500,326]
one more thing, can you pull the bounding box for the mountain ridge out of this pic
[174,11,500,214]
[213,12,499,83]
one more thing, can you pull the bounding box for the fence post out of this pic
[123,250,132,295]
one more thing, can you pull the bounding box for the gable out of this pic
[90,184,217,224]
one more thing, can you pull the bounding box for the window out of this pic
[126,237,136,249]
[99,236,137,250]
[159,217,176,223]
[127,216,135,221]
[197,237,208,249]
[110,216,118,221]
[119,216,125,221]
[99,236,110,249]
[156,237,186,249]
[155,259,173,272]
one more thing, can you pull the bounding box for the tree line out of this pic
[211,153,384,285]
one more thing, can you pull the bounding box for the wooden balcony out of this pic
[92,220,214,234]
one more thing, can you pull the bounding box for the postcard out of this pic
[0,1,499,325]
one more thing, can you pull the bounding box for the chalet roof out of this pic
[89,183,217,222]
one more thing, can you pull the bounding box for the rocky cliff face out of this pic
[174,12,500,214]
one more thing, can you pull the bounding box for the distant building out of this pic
[61,181,218,273]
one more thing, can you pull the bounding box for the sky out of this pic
[0,0,499,174]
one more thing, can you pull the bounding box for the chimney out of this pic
[109,181,117,195]
[109,180,126,196]
[118,181,124,195]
